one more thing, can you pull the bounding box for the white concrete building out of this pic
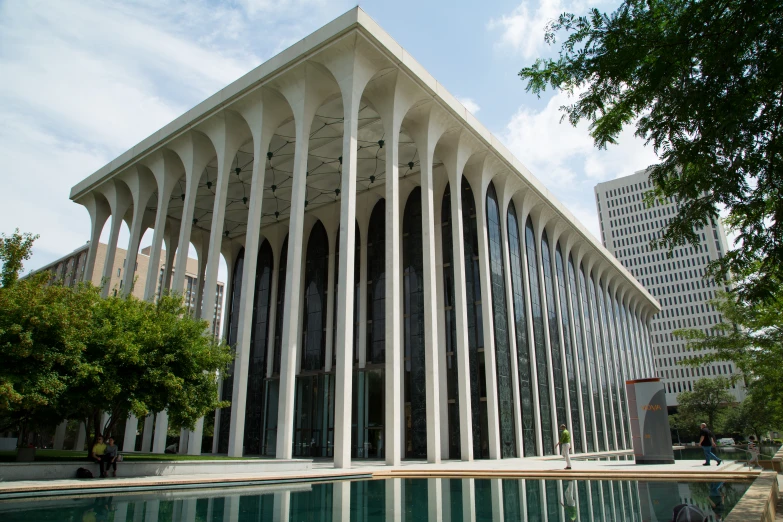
[70,8,658,464]
[594,170,745,407]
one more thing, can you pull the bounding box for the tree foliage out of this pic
[675,273,783,421]
[0,230,234,446]
[519,0,783,303]
[0,230,38,288]
[676,377,734,432]
[64,293,233,441]
[0,274,97,444]
[722,392,780,441]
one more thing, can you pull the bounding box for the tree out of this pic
[676,377,734,432]
[62,293,233,443]
[675,271,783,417]
[722,392,780,441]
[0,230,38,288]
[0,229,234,448]
[0,231,97,447]
[519,0,783,303]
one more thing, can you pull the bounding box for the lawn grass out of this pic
[0,449,258,462]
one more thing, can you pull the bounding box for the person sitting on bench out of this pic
[101,437,119,477]
[88,436,106,473]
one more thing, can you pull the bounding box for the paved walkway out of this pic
[0,452,759,498]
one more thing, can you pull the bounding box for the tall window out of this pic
[507,201,536,456]
[541,232,567,434]
[244,240,274,454]
[586,274,607,451]
[594,280,615,450]
[273,236,288,375]
[366,200,386,364]
[556,245,582,453]
[442,178,489,459]
[486,182,516,458]
[569,256,592,451]
[218,249,245,453]
[302,222,328,372]
[403,187,427,458]
[578,264,598,451]
[607,291,631,449]
[526,217,553,454]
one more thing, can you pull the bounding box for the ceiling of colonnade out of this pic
[150,95,424,240]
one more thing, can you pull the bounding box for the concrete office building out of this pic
[594,170,745,406]
[69,8,658,464]
[35,241,225,336]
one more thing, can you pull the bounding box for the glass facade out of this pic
[366,200,386,365]
[273,236,288,376]
[217,249,244,453]
[577,264,599,452]
[294,222,334,457]
[594,280,616,451]
[601,285,625,450]
[244,240,274,455]
[507,201,536,456]
[525,217,553,455]
[541,232,567,436]
[612,295,632,448]
[403,187,427,458]
[441,178,489,459]
[211,178,656,461]
[586,274,608,451]
[486,182,516,458]
[569,256,593,452]
[556,244,582,453]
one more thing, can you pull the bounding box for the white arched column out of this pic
[472,164,501,460]
[226,91,288,458]
[170,132,215,295]
[439,132,482,462]
[405,102,451,464]
[142,150,182,301]
[99,180,132,297]
[197,111,250,334]
[363,69,423,466]
[119,165,156,296]
[78,191,110,284]
[273,64,336,459]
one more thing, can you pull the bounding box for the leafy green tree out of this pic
[519,0,783,303]
[62,293,233,442]
[722,392,780,441]
[675,272,783,418]
[0,232,97,446]
[0,230,38,288]
[676,377,734,432]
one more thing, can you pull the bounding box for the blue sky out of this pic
[0,0,659,280]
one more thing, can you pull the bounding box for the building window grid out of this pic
[568,256,594,452]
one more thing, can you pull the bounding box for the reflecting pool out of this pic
[0,477,750,521]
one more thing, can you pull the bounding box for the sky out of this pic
[0,0,661,284]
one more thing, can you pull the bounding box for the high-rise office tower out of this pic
[595,169,745,406]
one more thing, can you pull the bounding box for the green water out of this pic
[0,478,749,521]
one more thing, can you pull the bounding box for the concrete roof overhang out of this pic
[68,7,660,314]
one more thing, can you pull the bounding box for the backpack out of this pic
[76,467,94,479]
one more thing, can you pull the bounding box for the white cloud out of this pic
[498,88,660,239]
[456,96,481,114]
[0,0,352,276]
[488,0,619,59]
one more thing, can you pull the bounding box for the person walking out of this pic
[556,423,572,470]
[699,423,722,466]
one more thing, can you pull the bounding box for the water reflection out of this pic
[0,478,749,521]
